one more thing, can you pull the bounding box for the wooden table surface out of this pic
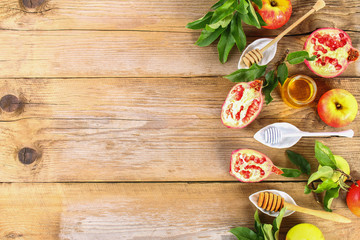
[0,0,359,239]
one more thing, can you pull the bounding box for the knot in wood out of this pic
[18,148,38,165]
[22,0,46,9]
[0,95,20,112]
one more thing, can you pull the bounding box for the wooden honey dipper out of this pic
[257,192,351,223]
[242,0,326,68]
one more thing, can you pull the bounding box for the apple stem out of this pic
[270,1,277,7]
[334,169,358,187]
[335,103,342,110]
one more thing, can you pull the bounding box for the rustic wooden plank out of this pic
[0,31,358,78]
[0,77,359,182]
[0,182,357,239]
[0,0,358,34]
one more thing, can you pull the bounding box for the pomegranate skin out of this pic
[304,28,359,78]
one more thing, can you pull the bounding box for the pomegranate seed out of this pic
[335,64,342,70]
[311,38,316,44]
[260,170,265,176]
[234,86,244,101]
[332,59,338,65]
[318,38,324,44]
[313,51,318,55]
[244,156,250,162]
[325,56,330,63]
[322,49,327,54]
[318,45,324,51]
[254,157,259,164]
[314,45,320,51]
[314,32,320,38]
[339,33,344,38]
[250,155,255,160]
[234,166,240,172]
[341,39,347,46]
[321,61,326,66]
[235,111,240,120]
[316,54,320,58]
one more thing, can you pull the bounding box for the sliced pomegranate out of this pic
[230,149,283,183]
[221,80,263,128]
[304,28,359,78]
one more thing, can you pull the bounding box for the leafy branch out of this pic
[230,208,286,240]
[224,50,316,104]
[306,141,354,212]
[186,0,266,63]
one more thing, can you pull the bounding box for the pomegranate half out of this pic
[230,149,283,182]
[221,80,263,128]
[304,28,359,78]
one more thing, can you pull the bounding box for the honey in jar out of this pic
[280,75,317,108]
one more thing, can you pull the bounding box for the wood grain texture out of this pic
[0,0,358,34]
[0,30,358,78]
[0,182,357,240]
[0,77,359,182]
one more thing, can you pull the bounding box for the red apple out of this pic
[347,180,360,217]
[254,0,292,29]
[317,89,358,128]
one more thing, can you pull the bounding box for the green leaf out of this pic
[263,224,274,240]
[217,26,236,63]
[304,184,312,194]
[195,27,226,47]
[276,63,288,86]
[236,0,249,14]
[323,186,340,212]
[313,179,339,193]
[207,14,233,30]
[307,166,334,185]
[254,210,264,239]
[231,13,246,52]
[241,0,261,29]
[286,150,311,175]
[272,208,286,240]
[315,141,337,169]
[210,0,237,25]
[280,168,302,178]
[211,0,227,9]
[230,227,258,240]
[262,70,278,104]
[251,0,263,9]
[225,63,267,82]
[186,12,214,30]
[287,51,316,65]
[256,12,267,26]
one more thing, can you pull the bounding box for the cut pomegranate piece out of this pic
[230,149,283,183]
[304,28,359,78]
[221,80,263,128]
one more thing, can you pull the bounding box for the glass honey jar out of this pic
[280,75,317,108]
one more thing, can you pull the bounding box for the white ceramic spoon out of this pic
[254,122,354,149]
[249,190,351,223]
[249,189,296,217]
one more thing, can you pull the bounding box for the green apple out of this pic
[286,223,325,240]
